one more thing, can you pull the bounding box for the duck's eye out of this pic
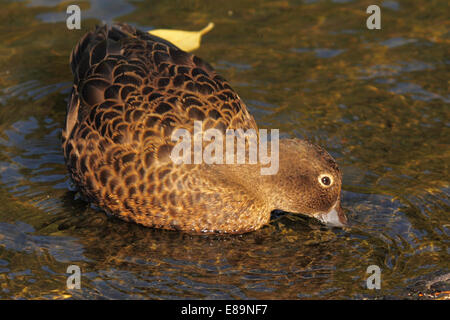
[318,174,333,187]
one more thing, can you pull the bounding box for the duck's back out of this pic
[64,24,257,147]
[62,24,264,233]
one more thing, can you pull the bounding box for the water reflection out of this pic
[24,0,136,25]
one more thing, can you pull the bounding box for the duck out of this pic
[62,23,347,234]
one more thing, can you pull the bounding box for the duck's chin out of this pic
[316,201,348,228]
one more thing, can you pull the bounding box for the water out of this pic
[0,0,448,299]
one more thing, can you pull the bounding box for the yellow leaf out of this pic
[148,22,214,52]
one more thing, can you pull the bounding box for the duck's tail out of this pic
[69,24,178,82]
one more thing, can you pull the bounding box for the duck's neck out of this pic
[213,139,301,213]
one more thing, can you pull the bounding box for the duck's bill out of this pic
[317,201,348,227]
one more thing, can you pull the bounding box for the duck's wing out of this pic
[62,24,267,232]
[63,23,258,161]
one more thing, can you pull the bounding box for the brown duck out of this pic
[62,24,347,234]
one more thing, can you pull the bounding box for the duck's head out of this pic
[265,138,347,227]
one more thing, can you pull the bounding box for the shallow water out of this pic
[0,0,448,299]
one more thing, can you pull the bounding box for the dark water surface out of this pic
[0,0,448,299]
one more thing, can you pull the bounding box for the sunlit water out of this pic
[0,0,448,299]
